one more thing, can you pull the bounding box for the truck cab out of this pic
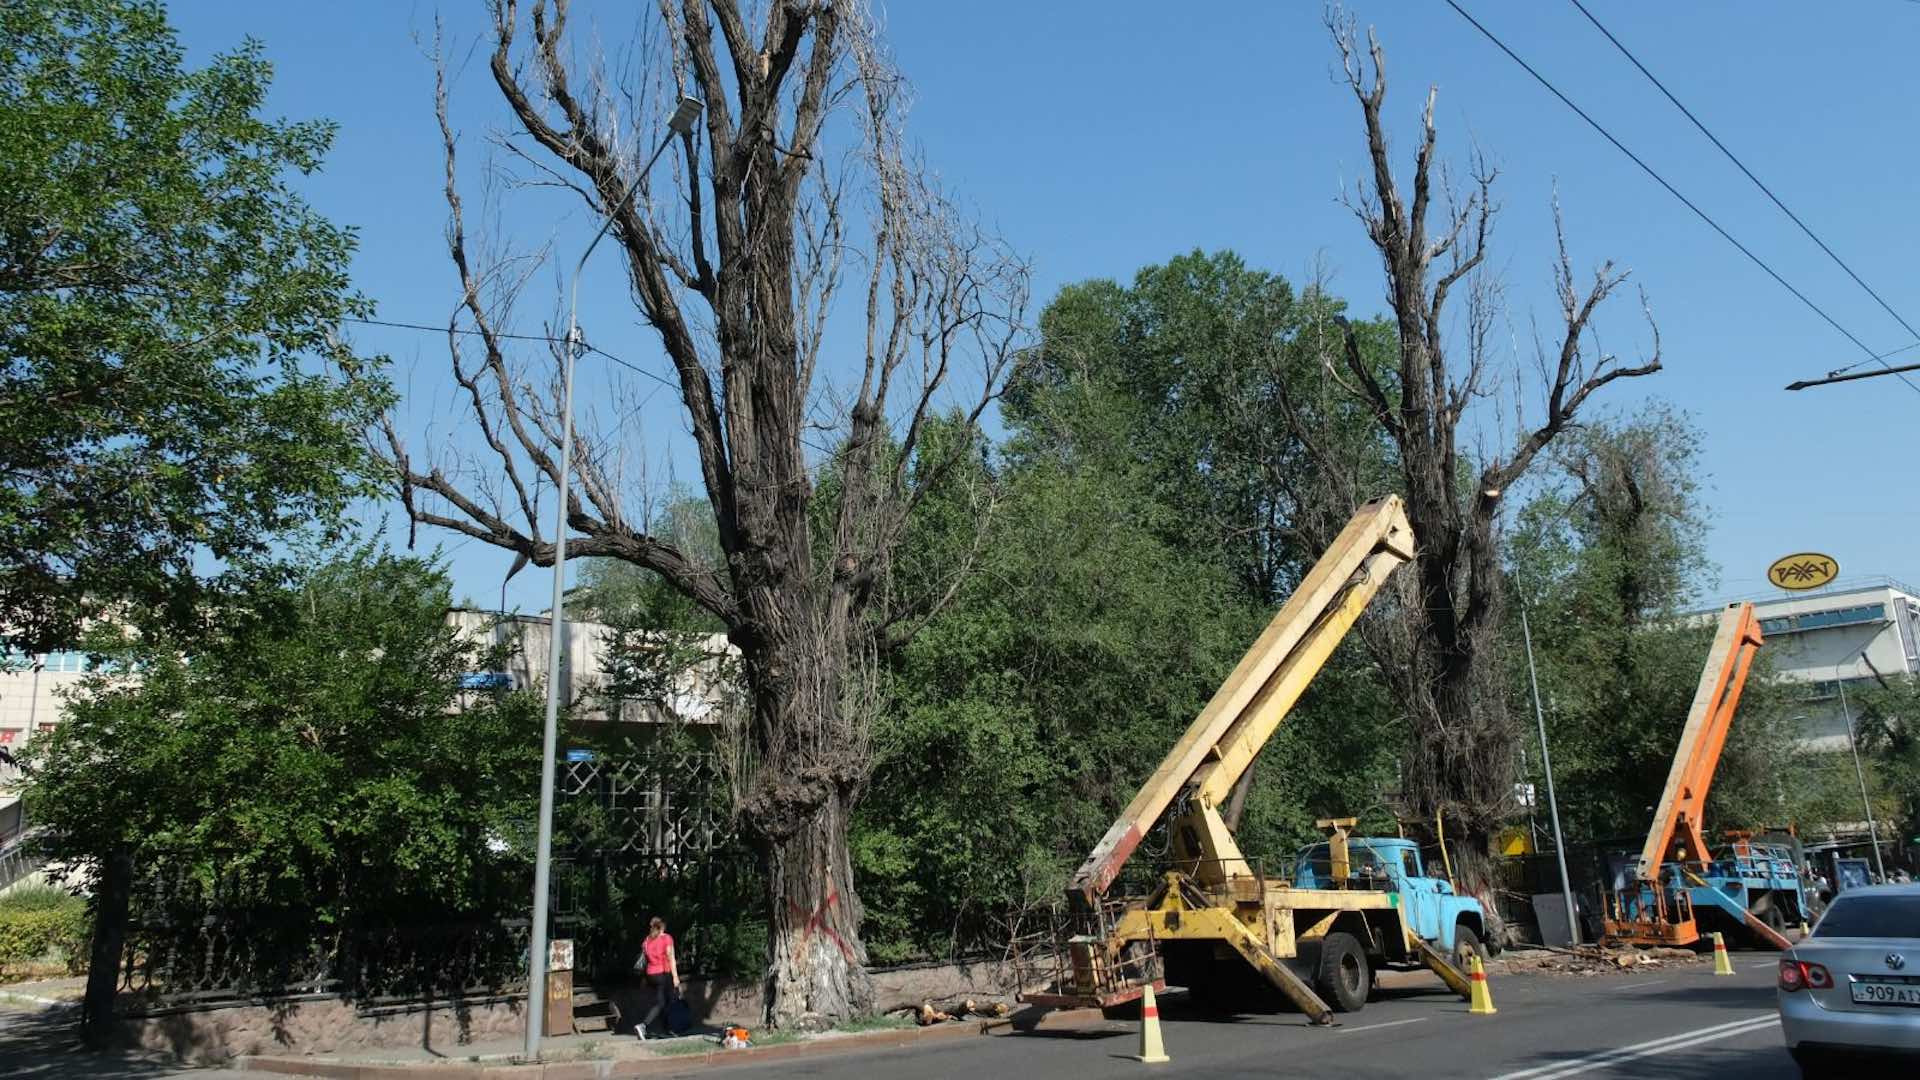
[1291,836,1490,963]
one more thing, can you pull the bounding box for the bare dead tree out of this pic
[1303,14,1661,890]
[379,0,1028,1027]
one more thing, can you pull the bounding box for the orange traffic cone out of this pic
[1467,954,1497,1015]
[1133,983,1169,1063]
[1712,932,1734,976]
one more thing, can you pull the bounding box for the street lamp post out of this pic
[526,95,702,1058]
[1833,656,1886,880]
[1519,603,1580,945]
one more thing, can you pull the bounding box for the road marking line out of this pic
[1336,1017,1429,1034]
[1486,1014,1777,1080]
[1519,1018,1780,1080]
[1604,978,1670,991]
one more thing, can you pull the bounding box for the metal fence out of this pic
[115,743,744,1012]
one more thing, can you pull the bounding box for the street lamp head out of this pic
[667,96,704,135]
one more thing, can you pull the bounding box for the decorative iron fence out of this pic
[115,743,744,1012]
[118,907,537,1014]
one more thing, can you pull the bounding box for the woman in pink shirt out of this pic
[636,916,680,1039]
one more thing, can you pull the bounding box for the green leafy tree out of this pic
[1506,406,1714,842]
[1506,407,1855,849]
[854,259,1406,955]
[0,0,387,653]
[860,409,1262,960]
[1846,675,1920,863]
[24,550,541,920]
[1007,250,1394,606]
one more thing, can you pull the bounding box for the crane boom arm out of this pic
[1067,496,1416,905]
[1633,601,1764,882]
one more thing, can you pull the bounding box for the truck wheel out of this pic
[1314,932,1370,1013]
[1452,925,1487,967]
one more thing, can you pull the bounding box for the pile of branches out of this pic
[1494,943,1704,977]
[887,998,1016,1026]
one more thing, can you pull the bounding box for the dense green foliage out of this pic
[0,885,90,976]
[23,551,541,924]
[1849,675,1920,854]
[1504,407,1860,847]
[0,0,388,654]
[854,252,1403,960]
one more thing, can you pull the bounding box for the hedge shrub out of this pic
[0,887,91,975]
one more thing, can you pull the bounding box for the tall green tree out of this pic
[1846,675,1920,861]
[1506,407,1848,846]
[852,258,1406,957]
[0,0,387,654]
[1007,250,1393,606]
[860,396,1263,960]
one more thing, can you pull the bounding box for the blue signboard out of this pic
[565,748,594,763]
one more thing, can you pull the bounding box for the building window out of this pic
[1802,675,1880,702]
[1759,603,1887,636]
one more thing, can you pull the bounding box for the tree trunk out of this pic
[761,793,873,1028]
[736,604,875,1028]
[81,849,132,1049]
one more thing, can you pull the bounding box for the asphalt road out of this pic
[668,957,1796,1080]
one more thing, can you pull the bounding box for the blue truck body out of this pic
[1292,836,1489,958]
[1608,838,1811,944]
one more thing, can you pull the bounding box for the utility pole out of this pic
[1521,604,1580,945]
[526,96,702,1058]
[1834,660,1887,879]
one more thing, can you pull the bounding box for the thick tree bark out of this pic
[761,790,873,1026]
[732,596,875,1024]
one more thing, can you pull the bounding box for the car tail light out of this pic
[1778,959,1833,992]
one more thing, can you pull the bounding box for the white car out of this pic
[1778,882,1920,1076]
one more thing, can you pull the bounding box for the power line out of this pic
[1442,0,1920,397]
[348,314,848,453]
[342,315,680,392]
[1567,0,1920,377]
[1788,359,1920,392]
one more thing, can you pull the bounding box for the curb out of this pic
[235,1018,1016,1079]
[0,989,77,1010]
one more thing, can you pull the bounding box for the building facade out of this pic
[444,608,740,728]
[1711,576,1920,750]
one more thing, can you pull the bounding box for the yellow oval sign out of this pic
[1767,553,1840,591]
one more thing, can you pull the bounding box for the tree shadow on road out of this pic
[0,1007,205,1079]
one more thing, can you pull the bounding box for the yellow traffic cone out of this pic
[1712,931,1734,976]
[1467,954,1497,1015]
[1133,982,1169,1064]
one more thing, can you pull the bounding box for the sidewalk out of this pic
[234,1017,1016,1079]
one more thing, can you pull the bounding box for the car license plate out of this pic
[1851,979,1920,1006]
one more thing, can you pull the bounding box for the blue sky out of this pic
[168,1,1920,611]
